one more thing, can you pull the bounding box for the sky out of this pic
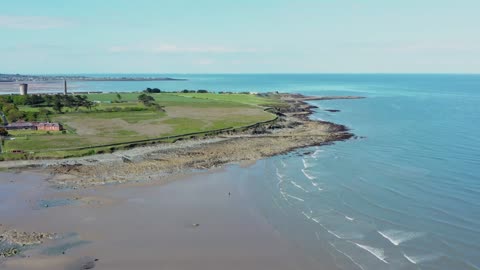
[1,0,479,74]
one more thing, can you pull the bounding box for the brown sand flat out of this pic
[0,168,337,270]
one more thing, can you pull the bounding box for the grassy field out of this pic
[87,92,282,106]
[2,92,280,158]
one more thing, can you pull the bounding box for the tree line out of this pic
[0,94,95,123]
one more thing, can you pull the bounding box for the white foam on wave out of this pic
[301,211,312,220]
[329,242,366,270]
[301,169,316,180]
[311,149,324,159]
[275,167,285,179]
[286,194,305,202]
[353,243,389,264]
[403,253,440,264]
[276,168,285,189]
[345,216,355,221]
[327,230,364,240]
[378,230,424,246]
[328,230,344,239]
[290,180,309,193]
[302,158,312,169]
[315,232,320,240]
[279,189,289,202]
[280,160,287,168]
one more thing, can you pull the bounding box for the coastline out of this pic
[0,93,363,269]
[0,94,362,188]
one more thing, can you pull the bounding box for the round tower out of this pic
[19,84,28,95]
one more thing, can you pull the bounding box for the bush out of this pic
[144,88,161,93]
[0,127,8,136]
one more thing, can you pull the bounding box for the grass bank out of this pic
[1,92,280,159]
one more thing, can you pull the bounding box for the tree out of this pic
[6,110,24,123]
[64,95,76,110]
[81,96,95,110]
[25,95,45,106]
[52,98,64,113]
[12,95,27,105]
[116,93,122,101]
[38,108,52,121]
[138,94,155,106]
[44,95,54,106]
[0,127,8,137]
[144,88,161,93]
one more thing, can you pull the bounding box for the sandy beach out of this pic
[0,165,338,270]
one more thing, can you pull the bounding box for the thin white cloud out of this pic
[0,15,70,29]
[108,44,259,54]
[386,42,479,53]
[193,58,215,65]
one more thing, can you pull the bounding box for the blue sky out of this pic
[1,0,479,74]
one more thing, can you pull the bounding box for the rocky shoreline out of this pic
[0,224,55,258]
[0,94,363,188]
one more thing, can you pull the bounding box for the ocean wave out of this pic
[353,242,389,264]
[327,230,364,240]
[328,230,344,239]
[279,190,289,203]
[302,211,312,220]
[334,210,355,221]
[285,193,305,202]
[280,160,287,168]
[403,253,440,264]
[311,149,324,159]
[275,167,285,179]
[290,180,309,193]
[301,169,316,180]
[329,242,366,270]
[276,168,285,189]
[302,158,313,169]
[378,230,424,246]
[345,215,355,221]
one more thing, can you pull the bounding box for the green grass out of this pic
[8,130,64,136]
[86,92,281,107]
[172,93,282,106]
[2,92,282,159]
[54,110,167,124]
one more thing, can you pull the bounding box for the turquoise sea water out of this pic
[240,74,480,270]
[2,74,480,269]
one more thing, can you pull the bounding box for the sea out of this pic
[1,74,480,269]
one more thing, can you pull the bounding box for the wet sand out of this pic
[0,166,337,270]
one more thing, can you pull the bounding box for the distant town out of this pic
[0,73,186,82]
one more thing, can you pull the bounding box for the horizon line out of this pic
[4,72,480,76]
